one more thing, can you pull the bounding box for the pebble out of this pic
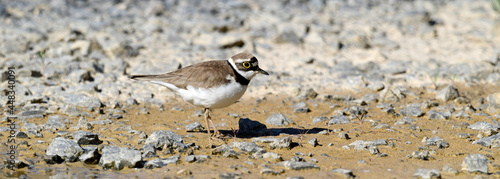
[395,117,415,125]
[262,152,283,162]
[328,115,351,125]
[413,168,441,179]
[144,155,179,169]
[265,113,295,126]
[269,137,292,150]
[71,131,102,145]
[42,115,68,131]
[45,137,84,163]
[260,168,283,176]
[99,146,142,170]
[308,138,319,147]
[278,161,319,170]
[185,122,204,132]
[436,85,460,101]
[462,154,488,174]
[331,168,355,178]
[144,130,187,152]
[313,116,330,124]
[424,137,450,148]
[472,133,500,147]
[79,146,100,164]
[338,132,350,139]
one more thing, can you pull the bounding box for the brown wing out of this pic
[129,60,235,89]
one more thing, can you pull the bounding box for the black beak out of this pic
[258,68,269,75]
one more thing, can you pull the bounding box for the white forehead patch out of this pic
[235,59,250,63]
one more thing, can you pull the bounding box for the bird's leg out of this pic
[204,108,211,137]
[208,113,221,136]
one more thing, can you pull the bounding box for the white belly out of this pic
[177,82,248,109]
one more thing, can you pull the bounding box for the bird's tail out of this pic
[128,75,160,81]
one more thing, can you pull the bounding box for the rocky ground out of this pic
[1,0,500,178]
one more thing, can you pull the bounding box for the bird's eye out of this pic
[243,62,252,68]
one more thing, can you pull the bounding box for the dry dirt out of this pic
[2,83,500,179]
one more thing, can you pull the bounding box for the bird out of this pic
[129,52,268,138]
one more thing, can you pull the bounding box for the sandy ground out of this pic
[3,82,499,178]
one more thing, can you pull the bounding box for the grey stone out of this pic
[142,144,157,159]
[468,121,499,134]
[22,123,40,131]
[90,119,113,125]
[328,115,351,125]
[373,123,390,129]
[367,83,385,91]
[26,130,43,138]
[278,161,319,170]
[348,139,388,150]
[308,138,319,147]
[487,92,500,108]
[185,122,204,132]
[220,173,242,179]
[263,152,283,162]
[222,150,239,159]
[58,93,102,110]
[291,102,307,109]
[42,115,67,130]
[113,125,132,131]
[294,107,311,113]
[46,137,84,163]
[17,110,44,119]
[14,131,28,138]
[61,105,82,117]
[269,136,292,149]
[185,155,210,163]
[369,146,379,155]
[229,142,266,154]
[462,154,488,174]
[436,85,460,101]
[395,117,415,125]
[425,137,449,148]
[338,132,349,139]
[99,146,142,170]
[238,118,268,136]
[401,104,424,117]
[296,88,318,100]
[252,137,279,143]
[71,131,102,145]
[266,113,294,126]
[413,168,441,179]
[312,116,329,124]
[472,133,500,147]
[144,155,179,169]
[68,69,93,83]
[260,168,283,175]
[331,168,355,178]
[409,150,433,160]
[144,130,187,152]
[428,110,451,120]
[72,117,93,130]
[79,146,100,164]
[442,164,458,175]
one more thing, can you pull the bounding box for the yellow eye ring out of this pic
[243,62,251,68]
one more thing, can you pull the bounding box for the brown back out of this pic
[130,60,249,89]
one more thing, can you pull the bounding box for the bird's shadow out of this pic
[199,118,328,139]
